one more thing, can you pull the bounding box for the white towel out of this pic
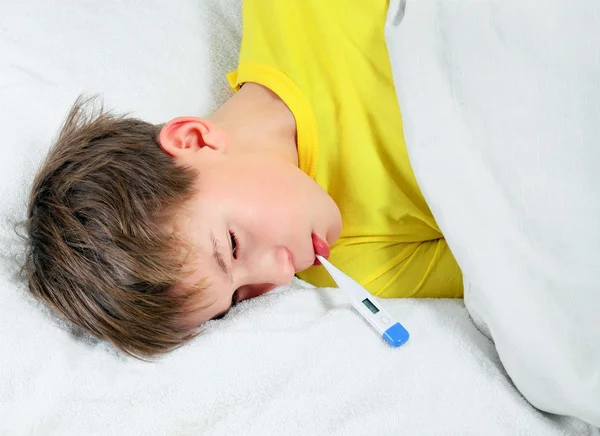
[1,277,595,435]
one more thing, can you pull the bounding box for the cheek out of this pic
[227,159,319,234]
[238,167,304,211]
[241,189,295,235]
[234,175,306,236]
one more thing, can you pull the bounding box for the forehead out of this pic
[174,235,233,329]
[169,182,235,326]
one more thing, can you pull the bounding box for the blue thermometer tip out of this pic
[383,322,410,347]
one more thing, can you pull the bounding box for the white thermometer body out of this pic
[317,255,409,347]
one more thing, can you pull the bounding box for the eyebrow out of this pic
[210,231,231,281]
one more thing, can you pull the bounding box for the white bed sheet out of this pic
[0,1,596,435]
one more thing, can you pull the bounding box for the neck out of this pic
[209,83,299,165]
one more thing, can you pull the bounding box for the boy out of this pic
[25,0,462,358]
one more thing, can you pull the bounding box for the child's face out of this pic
[161,118,342,327]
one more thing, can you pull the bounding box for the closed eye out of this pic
[229,231,240,260]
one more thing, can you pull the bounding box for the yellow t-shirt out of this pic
[228,0,463,298]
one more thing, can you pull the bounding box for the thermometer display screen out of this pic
[362,298,379,314]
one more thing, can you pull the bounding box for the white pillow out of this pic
[386,0,600,427]
[0,0,241,256]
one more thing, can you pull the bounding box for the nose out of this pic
[251,245,295,285]
[269,246,296,285]
[236,246,295,302]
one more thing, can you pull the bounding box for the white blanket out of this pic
[0,0,597,435]
[385,0,600,427]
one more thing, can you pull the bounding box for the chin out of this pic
[295,264,312,274]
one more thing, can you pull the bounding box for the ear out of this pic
[159,117,229,159]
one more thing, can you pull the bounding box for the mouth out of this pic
[311,233,330,266]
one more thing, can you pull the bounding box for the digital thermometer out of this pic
[316,255,409,347]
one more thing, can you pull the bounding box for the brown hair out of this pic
[24,96,204,359]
